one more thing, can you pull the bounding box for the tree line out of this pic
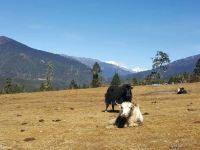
[1,51,200,94]
[130,51,200,85]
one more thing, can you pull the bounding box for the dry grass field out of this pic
[0,83,200,150]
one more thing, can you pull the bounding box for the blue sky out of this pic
[0,0,200,70]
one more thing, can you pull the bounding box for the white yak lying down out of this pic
[108,102,143,128]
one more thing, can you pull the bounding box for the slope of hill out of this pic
[0,36,92,91]
[126,54,200,80]
[62,55,134,78]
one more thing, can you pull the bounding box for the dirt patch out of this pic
[187,108,196,111]
[143,112,150,115]
[194,121,200,124]
[21,122,28,125]
[24,137,36,142]
[52,119,61,122]
[141,90,176,96]
[39,119,45,122]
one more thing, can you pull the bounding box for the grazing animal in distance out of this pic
[177,87,187,94]
[104,84,133,112]
[108,102,143,128]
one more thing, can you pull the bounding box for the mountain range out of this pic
[0,36,133,91]
[125,54,200,80]
[0,36,199,91]
[61,55,134,79]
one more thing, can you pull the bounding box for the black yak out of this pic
[177,87,187,94]
[104,84,133,112]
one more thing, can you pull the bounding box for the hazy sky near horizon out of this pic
[0,0,200,70]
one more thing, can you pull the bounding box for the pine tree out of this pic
[82,84,89,89]
[111,73,121,86]
[168,72,192,84]
[40,61,54,91]
[91,62,102,88]
[145,71,161,84]
[12,84,23,93]
[152,51,170,71]
[2,78,23,94]
[46,61,54,90]
[193,58,200,81]
[132,78,138,86]
[40,82,46,91]
[4,78,12,94]
[68,79,78,89]
[150,51,170,84]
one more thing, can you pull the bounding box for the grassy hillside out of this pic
[0,83,200,149]
[0,36,92,89]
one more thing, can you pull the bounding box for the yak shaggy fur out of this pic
[108,102,143,128]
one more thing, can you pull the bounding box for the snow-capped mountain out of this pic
[62,55,135,78]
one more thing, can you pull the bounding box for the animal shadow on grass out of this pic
[102,110,120,113]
